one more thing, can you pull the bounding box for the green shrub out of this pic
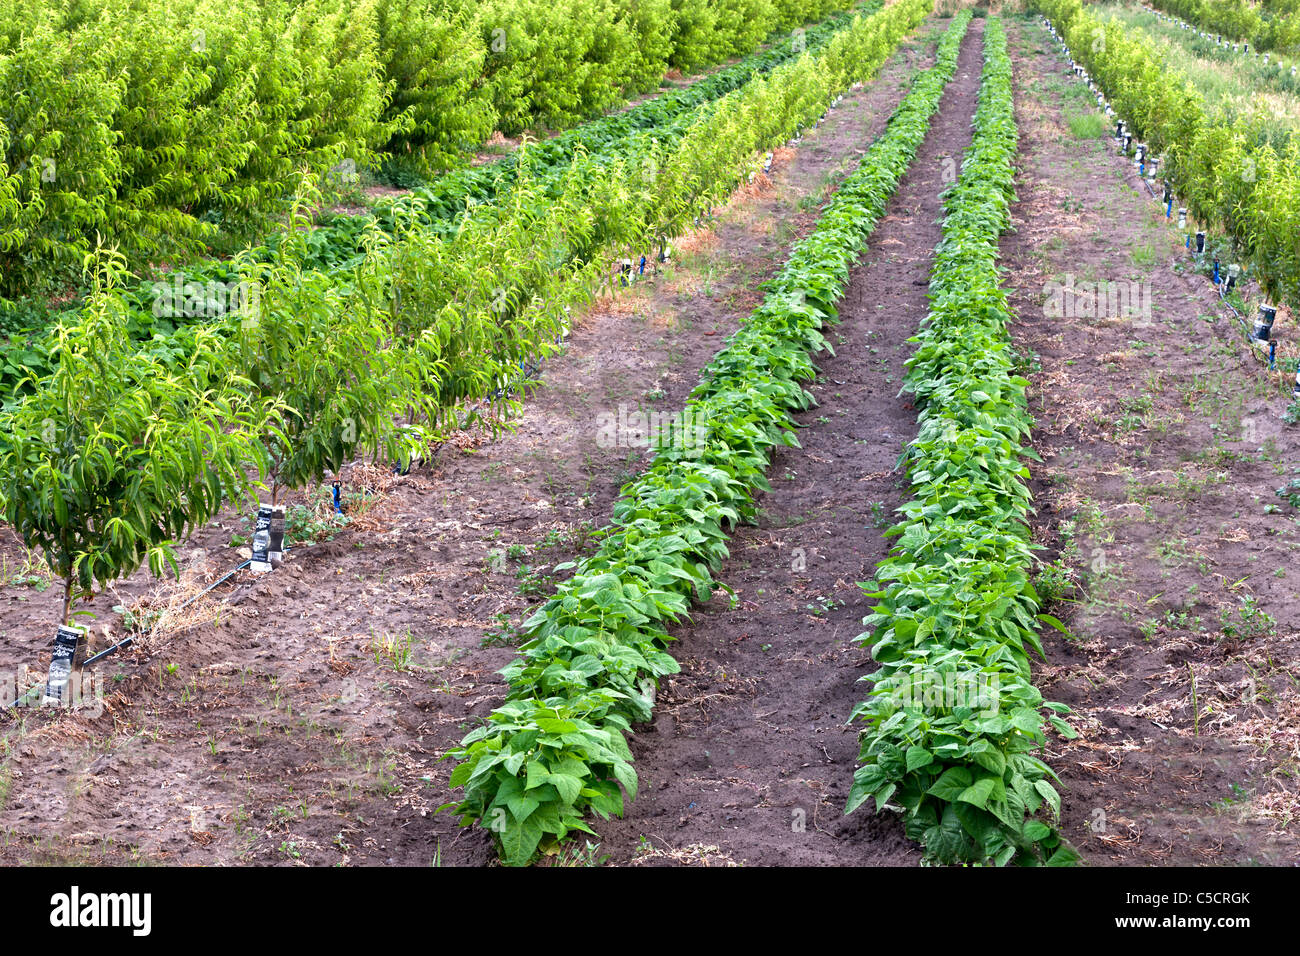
[0,20,122,298]
[668,0,720,70]
[0,249,267,625]
[373,0,495,173]
[617,0,677,91]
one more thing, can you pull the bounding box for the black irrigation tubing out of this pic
[80,558,258,669]
[4,554,259,711]
[80,638,132,669]
[1209,284,1283,374]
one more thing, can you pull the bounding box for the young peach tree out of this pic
[0,249,267,625]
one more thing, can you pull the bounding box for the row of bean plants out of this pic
[443,6,968,867]
[845,17,1079,867]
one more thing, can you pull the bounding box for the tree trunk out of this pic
[61,577,73,626]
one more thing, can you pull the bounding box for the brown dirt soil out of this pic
[592,17,989,867]
[1002,17,1300,865]
[0,20,948,867]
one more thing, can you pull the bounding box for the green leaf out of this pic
[1037,613,1070,636]
[1046,844,1080,867]
[447,759,474,790]
[535,717,579,735]
[927,766,974,801]
[498,815,544,867]
[548,773,583,806]
[1048,715,1078,739]
[506,794,541,823]
[922,803,968,863]
[957,776,997,810]
[1034,780,1061,817]
[905,745,934,772]
[612,759,639,801]
[1023,820,1052,842]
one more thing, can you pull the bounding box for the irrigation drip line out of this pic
[81,558,257,669]
[81,637,132,668]
[1209,284,1278,371]
[3,555,270,712]
[79,637,133,669]
[1161,189,1277,369]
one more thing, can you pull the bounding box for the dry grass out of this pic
[589,287,649,317]
[629,840,744,867]
[672,225,721,257]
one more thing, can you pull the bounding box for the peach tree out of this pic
[0,249,267,624]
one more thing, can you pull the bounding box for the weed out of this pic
[370,629,417,672]
[1219,595,1277,642]
[515,564,554,598]
[548,840,610,867]
[481,613,519,648]
[1034,560,1077,605]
